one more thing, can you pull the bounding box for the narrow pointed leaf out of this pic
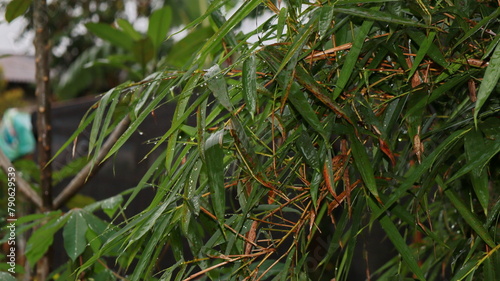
[86,22,133,50]
[407,31,436,80]
[333,16,374,99]
[367,197,427,281]
[117,18,142,40]
[335,7,432,28]
[242,54,257,116]
[204,130,226,225]
[204,64,233,111]
[442,186,496,248]
[147,6,172,50]
[474,42,500,126]
[349,133,379,199]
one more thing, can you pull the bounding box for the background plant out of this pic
[3,0,500,280]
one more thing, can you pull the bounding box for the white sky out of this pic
[0,14,34,55]
[0,0,276,56]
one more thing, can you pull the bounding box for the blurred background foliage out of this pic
[2,0,500,280]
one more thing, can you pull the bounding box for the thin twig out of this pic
[0,149,43,209]
[53,116,130,209]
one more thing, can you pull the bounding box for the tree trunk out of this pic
[34,0,53,279]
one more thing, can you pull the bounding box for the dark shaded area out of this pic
[31,96,176,270]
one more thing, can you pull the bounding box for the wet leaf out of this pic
[474,42,500,126]
[242,54,257,116]
[63,210,89,261]
[204,130,226,225]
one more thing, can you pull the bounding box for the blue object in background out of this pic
[0,108,35,161]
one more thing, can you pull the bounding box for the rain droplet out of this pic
[138,131,144,135]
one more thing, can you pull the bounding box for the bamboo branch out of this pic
[53,116,130,209]
[0,149,43,209]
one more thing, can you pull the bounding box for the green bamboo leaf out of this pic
[374,128,470,219]
[277,7,287,41]
[127,203,169,247]
[167,27,214,68]
[5,0,31,23]
[404,71,473,119]
[195,0,261,65]
[103,78,174,162]
[165,73,201,175]
[63,210,89,261]
[319,6,334,39]
[275,15,317,76]
[452,7,500,51]
[85,227,101,253]
[335,7,431,28]
[86,22,133,50]
[88,88,119,156]
[407,31,436,80]
[406,29,448,68]
[242,54,257,116]
[204,64,233,111]
[296,129,320,168]
[204,130,226,225]
[349,133,379,200]
[446,128,500,185]
[147,6,172,50]
[130,211,175,280]
[463,129,491,214]
[288,83,326,138]
[441,181,496,248]
[294,63,354,125]
[333,15,374,99]
[116,18,142,40]
[474,42,500,126]
[367,197,427,281]
[49,110,95,165]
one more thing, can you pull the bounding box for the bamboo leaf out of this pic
[474,42,500,126]
[242,54,257,116]
[407,31,436,80]
[333,14,374,99]
[204,64,233,111]
[335,7,431,28]
[195,0,261,65]
[440,179,496,248]
[452,7,500,51]
[463,129,491,214]
[406,29,448,68]
[349,133,379,200]
[204,130,226,225]
[117,18,142,40]
[375,129,470,219]
[147,6,172,50]
[86,22,133,50]
[367,197,427,281]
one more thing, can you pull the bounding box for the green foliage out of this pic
[10,0,500,280]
